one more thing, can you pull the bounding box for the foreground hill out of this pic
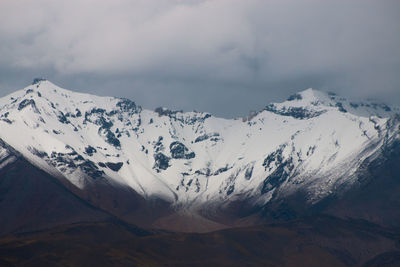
[0,216,399,266]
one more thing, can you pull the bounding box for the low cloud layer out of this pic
[0,0,399,117]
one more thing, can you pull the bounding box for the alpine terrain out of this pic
[2,79,400,265]
[1,79,400,231]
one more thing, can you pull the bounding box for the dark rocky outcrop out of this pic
[153,152,170,171]
[18,99,39,113]
[85,145,97,156]
[32,78,46,85]
[169,141,195,159]
[105,162,123,172]
[264,104,326,119]
[194,132,220,143]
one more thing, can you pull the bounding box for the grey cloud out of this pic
[0,0,399,118]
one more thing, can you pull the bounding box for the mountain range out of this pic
[1,79,400,265]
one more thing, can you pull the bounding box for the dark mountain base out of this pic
[236,138,400,230]
[0,216,399,267]
[0,139,180,234]
[0,156,111,236]
[324,139,400,228]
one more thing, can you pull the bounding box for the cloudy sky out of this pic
[0,0,399,118]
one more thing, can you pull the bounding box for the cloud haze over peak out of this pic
[0,0,399,117]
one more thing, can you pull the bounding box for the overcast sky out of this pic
[0,0,399,118]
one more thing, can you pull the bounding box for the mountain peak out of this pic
[30,79,60,91]
[32,78,47,85]
[297,87,316,98]
[261,88,330,120]
[286,88,329,103]
[26,79,65,98]
[269,87,399,119]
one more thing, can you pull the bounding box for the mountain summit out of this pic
[0,80,400,232]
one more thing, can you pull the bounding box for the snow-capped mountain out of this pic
[1,79,400,230]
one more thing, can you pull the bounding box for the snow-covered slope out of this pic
[0,79,399,211]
